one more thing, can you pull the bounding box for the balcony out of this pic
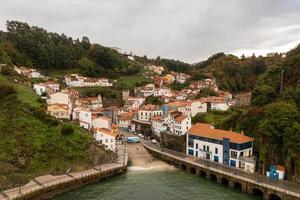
[238,156,256,164]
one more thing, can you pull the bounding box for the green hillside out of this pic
[0,73,115,190]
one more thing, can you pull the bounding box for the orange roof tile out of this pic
[174,115,188,122]
[188,123,254,144]
[96,128,118,137]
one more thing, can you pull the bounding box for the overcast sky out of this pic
[0,0,300,63]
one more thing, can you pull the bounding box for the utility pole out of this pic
[280,69,284,96]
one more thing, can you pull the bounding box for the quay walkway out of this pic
[0,144,128,200]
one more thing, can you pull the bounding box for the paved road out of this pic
[121,131,155,166]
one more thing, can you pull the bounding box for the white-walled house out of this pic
[172,115,192,135]
[187,123,255,173]
[151,116,168,135]
[117,112,133,130]
[166,101,207,117]
[177,101,207,117]
[79,110,112,130]
[34,82,60,95]
[47,92,72,119]
[64,74,112,87]
[94,128,118,151]
[14,66,43,78]
[47,92,70,106]
[206,96,229,111]
[137,104,163,122]
[175,73,190,84]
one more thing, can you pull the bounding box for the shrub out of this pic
[60,124,75,135]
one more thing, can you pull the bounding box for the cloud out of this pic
[0,0,300,63]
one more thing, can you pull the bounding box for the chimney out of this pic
[241,130,244,135]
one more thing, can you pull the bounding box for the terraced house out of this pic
[187,123,255,173]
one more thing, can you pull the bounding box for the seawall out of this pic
[0,144,128,200]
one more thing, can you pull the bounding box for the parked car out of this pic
[151,139,157,144]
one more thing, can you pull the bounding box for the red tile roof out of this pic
[188,123,254,144]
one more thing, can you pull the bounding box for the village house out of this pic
[64,74,112,87]
[47,92,72,120]
[151,115,168,135]
[14,66,43,78]
[189,78,219,92]
[164,100,207,117]
[171,114,192,135]
[234,92,252,106]
[94,128,118,151]
[122,90,130,101]
[152,76,164,88]
[79,110,111,130]
[175,73,191,84]
[103,106,119,124]
[145,65,164,74]
[33,81,60,96]
[206,96,229,111]
[186,123,255,173]
[62,88,80,99]
[218,91,233,101]
[154,86,173,97]
[151,110,191,136]
[47,92,71,107]
[137,104,163,122]
[117,112,133,130]
[79,95,103,110]
[162,74,175,85]
[47,103,71,119]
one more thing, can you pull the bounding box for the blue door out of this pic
[214,156,219,162]
[230,160,236,167]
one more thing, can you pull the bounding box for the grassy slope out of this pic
[0,74,114,190]
[116,75,145,89]
[0,75,42,108]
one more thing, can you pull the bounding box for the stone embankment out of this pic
[0,144,128,200]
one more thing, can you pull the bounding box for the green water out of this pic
[51,165,261,200]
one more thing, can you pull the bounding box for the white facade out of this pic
[210,102,229,111]
[79,110,111,130]
[151,117,168,135]
[187,123,255,173]
[138,106,163,122]
[65,74,112,87]
[173,116,192,135]
[34,82,59,95]
[177,101,207,117]
[34,84,46,96]
[94,129,117,151]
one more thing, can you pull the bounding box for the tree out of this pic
[81,36,90,49]
[257,101,299,175]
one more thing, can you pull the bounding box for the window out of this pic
[230,150,237,158]
[111,139,113,143]
[105,139,108,143]
[203,145,206,151]
[207,146,209,152]
[85,113,89,117]
[215,148,218,154]
[195,144,198,149]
